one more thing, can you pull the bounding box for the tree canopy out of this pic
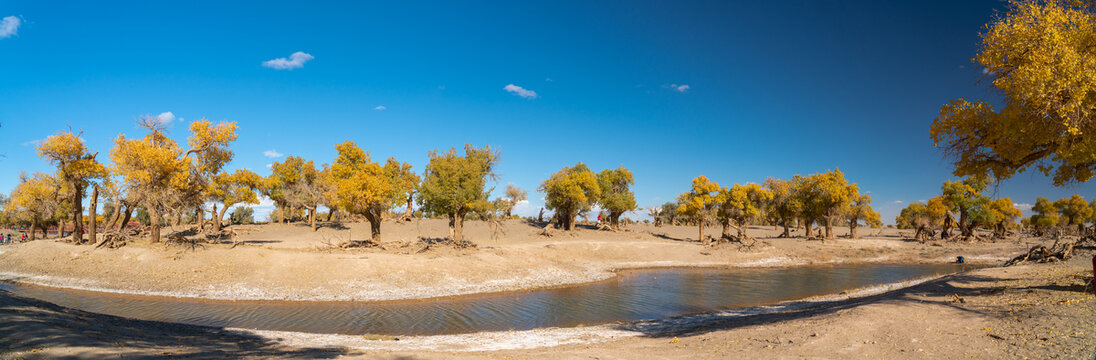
[930,0,1096,185]
[419,144,497,242]
[596,167,637,230]
[540,163,600,231]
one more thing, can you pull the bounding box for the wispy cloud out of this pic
[1014,203,1033,211]
[263,149,283,158]
[22,138,43,147]
[373,105,386,111]
[152,112,176,126]
[0,16,21,39]
[262,51,314,70]
[504,84,538,99]
[891,200,904,204]
[545,77,553,82]
[669,84,690,92]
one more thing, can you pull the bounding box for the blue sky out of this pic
[1,0,1093,223]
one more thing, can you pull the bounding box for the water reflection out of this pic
[0,263,977,335]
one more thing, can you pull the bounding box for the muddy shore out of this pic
[0,220,1092,359]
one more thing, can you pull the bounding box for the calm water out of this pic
[0,263,977,335]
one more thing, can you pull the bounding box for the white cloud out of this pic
[152,112,176,126]
[545,77,553,82]
[22,138,43,147]
[1014,203,1033,211]
[265,163,273,169]
[373,105,386,111]
[0,16,21,39]
[504,84,538,99]
[263,149,283,158]
[891,200,904,204]
[262,51,314,70]
[671,84,690,92]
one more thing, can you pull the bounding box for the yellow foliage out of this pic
[931,1,1096,185]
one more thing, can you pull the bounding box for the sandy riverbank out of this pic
[1,250,1092,359]
[0,220,1035,301]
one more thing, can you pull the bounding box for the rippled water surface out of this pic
[0,263,978,335]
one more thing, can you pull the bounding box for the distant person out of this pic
[21,232,27,241]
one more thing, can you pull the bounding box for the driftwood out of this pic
[1004,235,1092,266]
[94,230,131,249]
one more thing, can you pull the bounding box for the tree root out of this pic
[94,230,131,249]
[1004,235,1092,266]
[339,239,382,248]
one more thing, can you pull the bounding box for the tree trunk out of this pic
[58,219,65,239]
[719,217,732,241]
[327,206,335,222]
[72,185,84,243]
[107,200,123,230]
[537,208,544,223]
[88,185,98,245]
[959,208,972,238]
[195,206,204,229]
[119,205,133,231]
[363,208,382,243]
[149,207,161,243]
[309,206,317,232]
[609,211,623,230]
[451,211,465,242]
[216,204,230,231]
[209,204,217,231]
[804,218,813,238]
[781,218,791,237]
[849,220,858,239]
[698,221,705,242]
[736,220,747,239]
[824,217,833,239]
[29,218,38,241]
[405,194,414,221]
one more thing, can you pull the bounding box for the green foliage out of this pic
[229,206,255,224]
[135,207,150,226]
[596,167,637,229]
[764,177,799,236]
[1030,197,1059,228]
[717,183,772,240]
[419,144,498,241]
[1054,194,1093,228]
[541,163,600,231]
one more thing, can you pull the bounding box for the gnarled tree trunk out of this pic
[71,185,84,243]
[88,185,98,245]
[149,207,161,243]
[29,218,38,241]
[119,205,133,231]
[362,207,382,243]
[216,203,231,231]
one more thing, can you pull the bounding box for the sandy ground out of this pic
[0,220,1091,359]
[0,251,1092,359]
[0,220,1035,301]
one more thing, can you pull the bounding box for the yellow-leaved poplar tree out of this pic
[36,131,108,244]
[330,141,394,243]
[677,175,722,242]
[931,1,1096,185]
